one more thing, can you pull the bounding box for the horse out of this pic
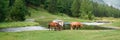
[70,22,83,30]
[48,22,62,31]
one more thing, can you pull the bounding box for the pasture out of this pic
[0,22,39,28]
[0,30,120,40]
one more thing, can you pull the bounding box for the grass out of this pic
[0,30,120,40]
[95,17,120,27]
[111,21,120,27]
[28,7,89,22]
[27,8,90,27]
[0,7,89,28]
[0,8,120,40]
[0,22,39,28]
[102,21,120,27]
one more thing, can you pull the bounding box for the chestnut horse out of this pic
[48,22,62,31]
[70,22,83,30]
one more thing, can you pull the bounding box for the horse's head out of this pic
[58,21,64,27]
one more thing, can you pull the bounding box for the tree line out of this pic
[0,0,120,22]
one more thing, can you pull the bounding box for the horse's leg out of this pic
[52,27,54,31]
[58,25,62,31]
[58,26,62,31]
[54,27,57,31]
[51,26,55,31]
[63,25,65,30]
[75,25,78,30]
[48,25,51,31]
[77,25,81,30]
[78,25,82,29]
[76,26,79,30]
[60,26,63,31]
[71,25,73,30]
[75,26,78,30]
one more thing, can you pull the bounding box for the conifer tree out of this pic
[71,0,81,17]
[10,0,29,21]
[0,0,8,22]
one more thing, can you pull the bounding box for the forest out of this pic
[0,0,120,22]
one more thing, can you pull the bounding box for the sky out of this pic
[103,0,120,9]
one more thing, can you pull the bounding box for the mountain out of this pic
[92,0,120,9]
[92,0,105,4]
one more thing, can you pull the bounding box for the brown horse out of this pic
[70,22,83,30]
[48,22,62,31]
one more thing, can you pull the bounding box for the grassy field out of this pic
[27,8,90,27]
[28,7,89,22]
[97,17,120,27]
[0,8,89,28]
[111,21,120,27]
[0,22,39,28]
[102,21,120,27]
[0,30,120,40]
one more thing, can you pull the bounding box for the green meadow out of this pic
[0,30,120,40]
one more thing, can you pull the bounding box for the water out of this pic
[0,22,118,32]
[0,26,48,32]
[64,22,108,25]
[81,22,107,25]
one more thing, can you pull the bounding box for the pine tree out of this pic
[10,0,29,21]
[47,0,57,14]
[0,0,8,22]
[25,0,41,6]
[80,0,94,20]
[9,0,15,6]
[71,0,81,17]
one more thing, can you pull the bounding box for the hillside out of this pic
[27,7,90,27]
[0,0,120,28]
[0,7,90,28]
[27,7,89,22]
[1,0,120,22]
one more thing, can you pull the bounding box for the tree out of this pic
[9,0,15,6]
[47,0,57,13]
[80,0,94,20]
[56,0,73,15]
[9,0,29,21]
[71,0,81,17]
[25,0,41,6]
[0,0,9,22]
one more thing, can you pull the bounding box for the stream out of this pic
[0,22,119,32]
[0,26,48,32]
